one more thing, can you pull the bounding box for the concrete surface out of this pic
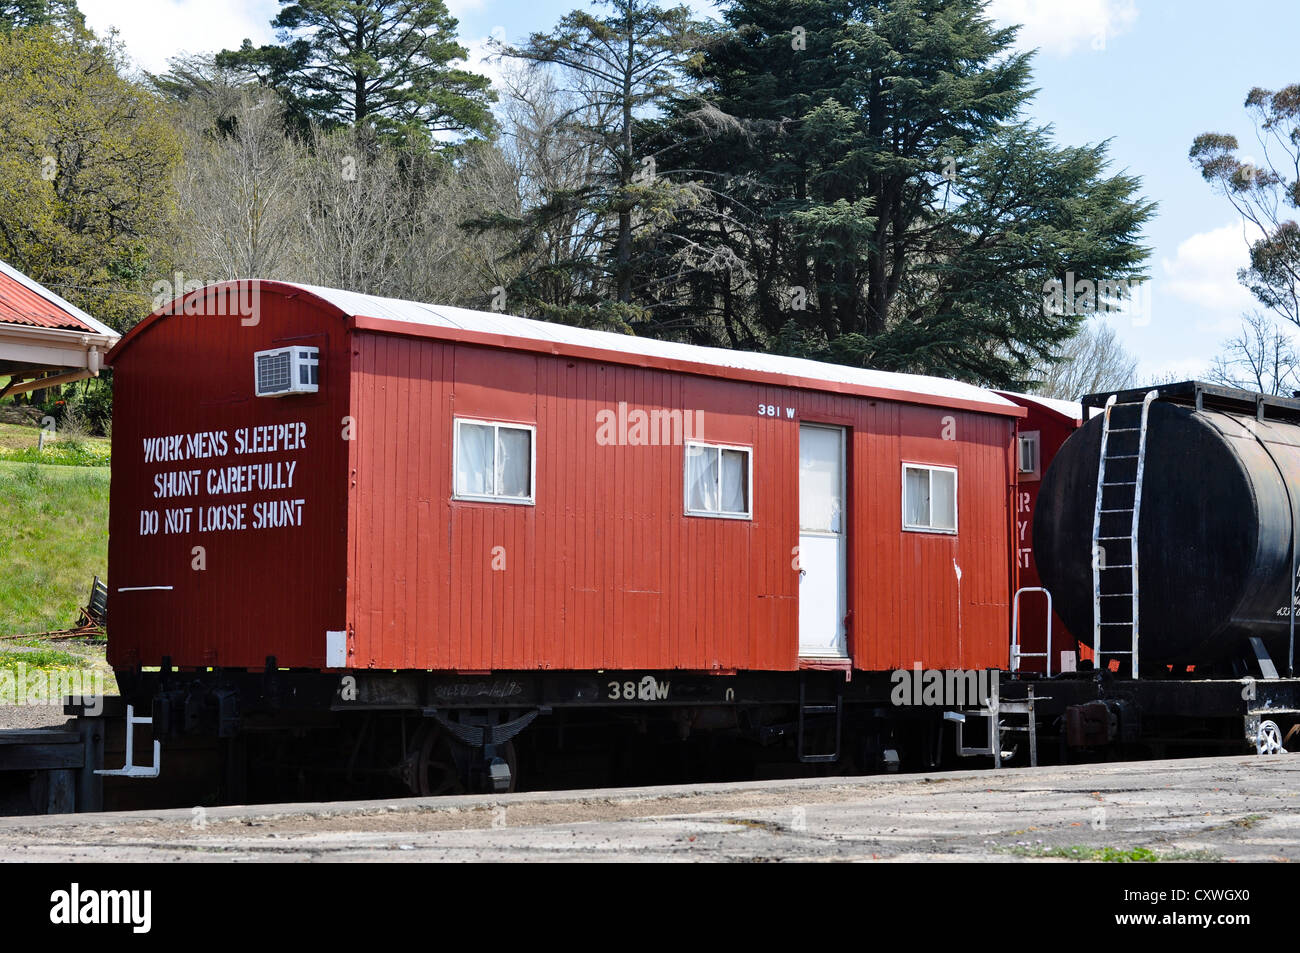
[0,754,1296,862]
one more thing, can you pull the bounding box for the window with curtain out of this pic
[903,464,957,533]
[454,419,535,503]
[685,442,751,518]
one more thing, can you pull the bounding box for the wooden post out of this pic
[77,717,104,812]
[45,769,75,813]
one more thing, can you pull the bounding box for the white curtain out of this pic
[457,423,494,496]
[800,428,842,532]
[931,469,956,530]
[905,467,931,527]
[720,449,748,514]
[497,427,532,498]
[686,445,719,512]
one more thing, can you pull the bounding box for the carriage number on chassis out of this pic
[608,676,671,701]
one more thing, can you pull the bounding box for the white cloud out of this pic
[986,0,1138,57]
[457,29,512,98]
[78,0,276,73]
[445,0,487,17]
[1157,222,1261,335]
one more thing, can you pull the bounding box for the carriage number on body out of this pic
[608,676,671,701]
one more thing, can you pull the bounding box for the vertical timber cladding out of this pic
[996,393,1085,672]
[106,287,350,670]
[106,281,1017,676]
[348,330,1016,674]
[348,334,793,672]
[850,402,1015,672]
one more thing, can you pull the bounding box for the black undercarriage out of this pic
[63,662,1296,810]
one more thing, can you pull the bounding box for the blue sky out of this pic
[79,0,1300,381]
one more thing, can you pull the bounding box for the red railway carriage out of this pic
[104,280,1025,792]
[107,281,1022,676]
[996,392,1085,673]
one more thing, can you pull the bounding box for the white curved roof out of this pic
[289,282,1016,410]
[998,390,1085,421]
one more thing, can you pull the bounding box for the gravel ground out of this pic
[0,638,111,730]
[0,704,73,731]
[0,754,1295,862]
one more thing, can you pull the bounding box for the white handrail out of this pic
[1011,586,1055,675]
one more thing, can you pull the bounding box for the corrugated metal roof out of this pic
[0,259,118,337]
[288,282,1016,409]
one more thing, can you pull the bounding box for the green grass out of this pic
[0,645,115,700]
[0,444,109,467]
[0,648,87,670]
[0,462,110,635]
[998,844,1219,862]
[0,421,111,467]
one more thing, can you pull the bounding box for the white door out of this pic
[798,424,847,658]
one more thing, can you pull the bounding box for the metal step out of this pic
[797,677,842,764]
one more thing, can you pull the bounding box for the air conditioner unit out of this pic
[254,346,319,397]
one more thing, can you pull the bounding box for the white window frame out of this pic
[452,417,536,505]
[1018,431,1041,479]
[901,463,958,535]
[684,441,753,520]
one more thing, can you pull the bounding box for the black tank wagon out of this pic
[1034,381,1300,674]
[1001,381,1300,762]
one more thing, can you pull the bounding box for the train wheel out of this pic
[408,723,520,795]
[410,723,466,797]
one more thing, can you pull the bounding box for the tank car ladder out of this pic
[1091,390,1159,678]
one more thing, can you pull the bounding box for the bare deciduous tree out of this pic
[1032,320,1138,400]
[298,126,408,294]
[484,63,614,313]
[398,142,522,307]
[176,88,307,281]
[296,127,521,303]
[1206,311,1300,396]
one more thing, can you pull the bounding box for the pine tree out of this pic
[216,0,495,145]
[485,0,708,328]
[650,0,1155,385]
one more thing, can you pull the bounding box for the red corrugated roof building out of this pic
[0,259,119,398]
